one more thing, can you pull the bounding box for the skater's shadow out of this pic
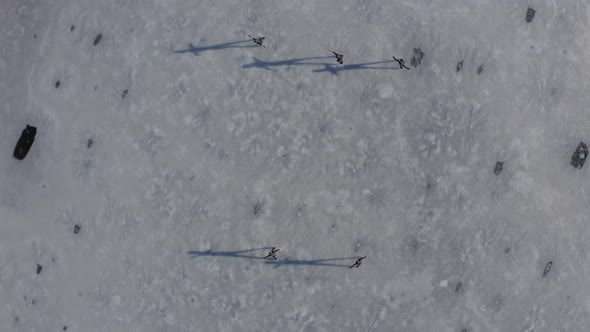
[187,249,360,269]
[312,60,400,75]
[187,247,272,260]
[242,56,334,72]
[264,256,361,269]
[174,40,257,56]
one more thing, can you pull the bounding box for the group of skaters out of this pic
[248,35,410,70]
[251,34,373,269]
[263,247,367,269]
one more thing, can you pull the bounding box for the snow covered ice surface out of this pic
[1,0,590,331]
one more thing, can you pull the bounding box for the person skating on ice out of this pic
[393,55,410,70]
[349,256,366,269]
[248,35,266,47]
[263,247,280,260]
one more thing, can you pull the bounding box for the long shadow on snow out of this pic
[188,248,272,260]
[188,249,360,269]
[174,40,257,56]
[241,56,334,72]
[264,256,361,269]
[312,60,400,75]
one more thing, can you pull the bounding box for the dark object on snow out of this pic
[36,264,42,274]
[263,247,280,260]
[526,7,536,23]
[393,56,410,70]
[571,142,588,169]
[455,281,462,292]
[87,138,93,149]
[477,49,492,75]
[122,89,128,99]
[93,33,102,46]
[55,80,60,88]
[542,260,552,278]
[327,48,344,64]
[13,125,37,160]
[456,60,463,72]
[477,64,485,75]
[74,224,81,234]
[253,201,263,216]
[493,161,504,175]
[349,256,366,269]
[70,25,75,31]
[248,35,266,47]
[410,48,424,67]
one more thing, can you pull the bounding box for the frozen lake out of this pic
[1,0,590,331]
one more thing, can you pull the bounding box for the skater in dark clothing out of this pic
[393,56,410,70]
[324,45,346,64]
[331,50,344,64]
[248,35,266,47]
[349,256,366,269]
[263,247,280,260]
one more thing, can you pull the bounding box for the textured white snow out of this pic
[1,0,590,331]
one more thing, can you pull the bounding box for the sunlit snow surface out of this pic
[1,0,590,331]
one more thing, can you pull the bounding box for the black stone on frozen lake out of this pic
[571,142,587,169]
[526,7,536,23]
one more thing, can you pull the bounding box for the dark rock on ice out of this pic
[93,33,102,46]
[13,125,37,160]
[542,260,552,278]
[493,161,503,175]
[36,264,42,274]
[74,224,81,234]
[456,60,463,72]
[253,201,263,216]
[477,64,484,75]
[570,142,587,169]
[526,7,536,23]
[410,48,424,67]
